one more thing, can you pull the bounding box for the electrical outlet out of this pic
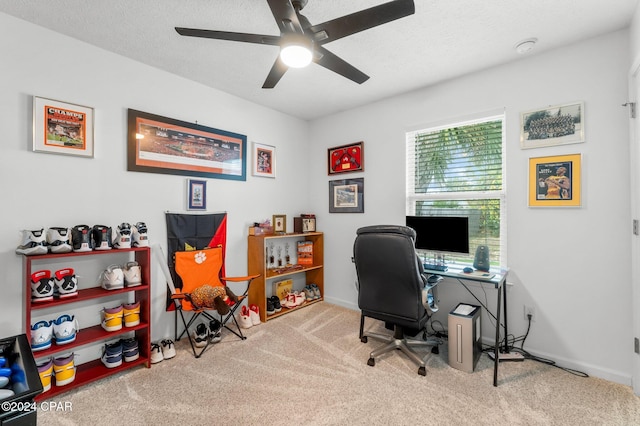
[524,305,536,322]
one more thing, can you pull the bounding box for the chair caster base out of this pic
[367,357,375,367]
[418,366,426,376]
[431,345,439,354]
[361,336,368,343]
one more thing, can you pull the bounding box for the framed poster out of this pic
[529,154,581,207]
[328,142,364,175]
[520,102,584,149]
[329,178,364,213]
[127,109,247,181]
[33,96,94,158]
[253,142,276,178]
[187,179,207,210]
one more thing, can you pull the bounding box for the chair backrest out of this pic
[353,225,427,329]
[175,247,224,310]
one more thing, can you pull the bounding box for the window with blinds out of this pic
[406,115,506,266]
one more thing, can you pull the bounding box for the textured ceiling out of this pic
[0,0,637,120]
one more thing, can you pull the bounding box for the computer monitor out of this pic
[405,215,470,255]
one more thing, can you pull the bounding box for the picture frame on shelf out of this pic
[520,101,584,149]
[127,108,247,181]
[252,142,276,178]
[528,153,581,207]
[294,214,316,233]
[328,141,364,175]
[329,178,364,213]
[272,214,287,233]
[32,96,94,158]
[187,179,207,210]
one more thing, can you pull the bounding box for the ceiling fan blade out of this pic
[266,0,304,34]
[314,46,369,84]
[309,0,415,44]
[262,57,289,88]
[175,27,281,45]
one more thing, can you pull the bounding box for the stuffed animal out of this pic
[190,285,238,314]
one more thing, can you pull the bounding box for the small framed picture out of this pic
[328,142,364,175]
[329,178,364,213]
[272,214,286,233]
[520,102,584,149]
[187,179,207,210]
[528,154,581,207]
[253,142,276,178]
[33,96,94,158]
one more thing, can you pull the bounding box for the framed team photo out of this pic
[520,102,584,149]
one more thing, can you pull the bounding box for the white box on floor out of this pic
[448,303,481,373]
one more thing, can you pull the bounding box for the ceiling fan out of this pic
[175,0,415,88]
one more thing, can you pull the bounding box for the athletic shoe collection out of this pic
[15,222,149,256]
[35,353,77,393]
[30,314,79,351]
[100,261,142,290]
[31,268,78,302]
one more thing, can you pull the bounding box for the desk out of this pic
[425,265,510,387]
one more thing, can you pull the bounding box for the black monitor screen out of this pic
[405,215,469,254]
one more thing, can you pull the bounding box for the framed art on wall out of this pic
[127,109,247,181]
[253,142,276,178]
[33,96,94,158]
[329,178,364,213]
[528,153,581,207]
[520,101,584,149]
[187,179,207,210]
[328,142,364,175]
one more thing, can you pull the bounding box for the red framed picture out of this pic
[328,142,364,175]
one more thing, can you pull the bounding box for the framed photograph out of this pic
[328,142,364,175]
[272,215,287,233]
[187,179,207,210]
[127,109,247,181]
[520,101,584,149]
[253,142,276,178]
[32,96,94,158]
[329,178,364,213]
[529,154,581,207]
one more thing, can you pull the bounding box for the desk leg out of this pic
[503,282,509,353]
[493,282,502,387]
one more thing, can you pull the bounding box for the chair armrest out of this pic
[171,293,186,300]
[422,274,442,313]
[221,274,260,282]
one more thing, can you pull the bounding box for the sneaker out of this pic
[30,320,53,352]
[101,304,123,331]
[192,323,209,348]
[71,225,93,252]
[237,305,253,329]
[101,341,122,368]
[123,261,142,287]
[150,342,164,364]
[132,222,149,247]
[249,304,261,326]
[266,298,275,315]
[101,265,124,290]
[123,301,140,327]
[121,338,139,362]
[31,270,54,302]
[37,358,53,392]
[52,314,78,345]
[52,353,76,386]
[303,285,315,301]
[46,227,72,254]
[161,339,176,359]
[269,295,282,313]
[92,225,112,251]
[54,268,78,298]
[113,223,132,249]
[16,229,48,256]
[310,283,321,299]
[209,320,222,344]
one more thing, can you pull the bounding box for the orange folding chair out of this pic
[170,245,259,358]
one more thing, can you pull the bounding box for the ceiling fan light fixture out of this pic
[280,35,313,68]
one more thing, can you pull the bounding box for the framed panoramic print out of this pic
[520,101,584,149]
[33,96,94,158]
[187,179,207,211]
[529,153,581,207]
[253,142,276,178]
[329,178,364,213]
[328,142,364,175]
[127,109,247,181]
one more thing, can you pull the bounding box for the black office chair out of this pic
[353,225,442,376]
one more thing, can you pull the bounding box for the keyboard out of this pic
[423,263,448,272]
[457,270,495,280]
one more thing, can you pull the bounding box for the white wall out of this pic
[310,30,633,384]
[0,13,309,342]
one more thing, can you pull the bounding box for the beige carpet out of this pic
[38,302,640,425]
